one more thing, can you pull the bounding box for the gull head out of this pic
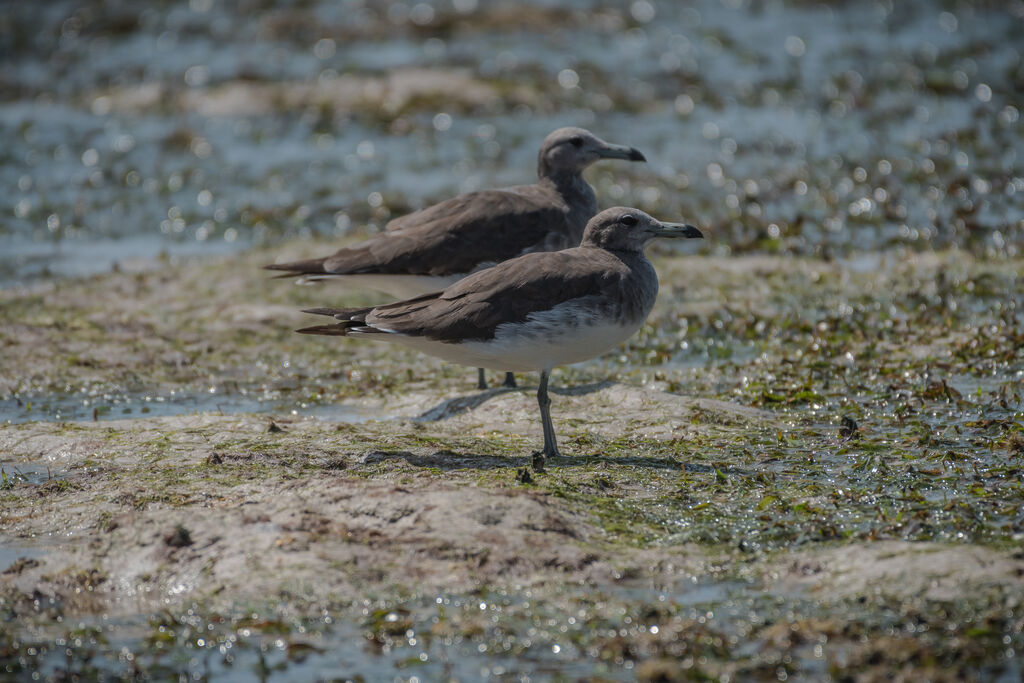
[581,207,703,252]
[538,127,646,177]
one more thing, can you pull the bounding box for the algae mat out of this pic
[1,247,1022,680]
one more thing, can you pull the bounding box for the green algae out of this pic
[3,576,1018,681]
[3,251,1022,557]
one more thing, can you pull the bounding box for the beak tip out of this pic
[628,149,646,162]
[652,223,704,239]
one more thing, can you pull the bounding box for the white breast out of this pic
[367,296,646,372]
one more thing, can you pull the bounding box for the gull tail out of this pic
[296,323,355,336]
[296,306,374,336]
[302,306,368,318]
[264,258,328,278]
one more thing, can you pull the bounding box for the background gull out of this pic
[296,207,703,470]
[266,126,646,390]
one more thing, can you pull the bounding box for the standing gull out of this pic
[295,207,703,470]
[266,127,646,389]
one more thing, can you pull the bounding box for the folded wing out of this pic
[269,188,567,278]
[302,249,625,343]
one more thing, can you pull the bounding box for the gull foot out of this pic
[503,372,517,388]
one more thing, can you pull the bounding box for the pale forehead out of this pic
[593,206,653,223]
[543,127,596,143]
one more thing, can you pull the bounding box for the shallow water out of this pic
[0,462,57,485]
[0,391,370,425]
[3,0,1022,286]
[15,570,1019,681]
[0,544,46,574]
[5,579,801,681]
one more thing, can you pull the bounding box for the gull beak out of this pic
[651,222,703,239]
[597,143,647,162]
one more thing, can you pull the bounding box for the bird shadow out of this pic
[355,449,707,472]
[550,380,616,397]
[414,380,617,423]
[414,387,516,422]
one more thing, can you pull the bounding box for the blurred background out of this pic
[2,0,1021,285]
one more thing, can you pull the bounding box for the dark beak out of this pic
[651,222,703,239]
[597,143,646,162]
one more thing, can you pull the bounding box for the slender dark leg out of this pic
[533,369,560,471]
[503,372,517,388]
[477,367,487,390]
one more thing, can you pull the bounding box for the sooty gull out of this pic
[295,207,703,470]
[265,127,646,390]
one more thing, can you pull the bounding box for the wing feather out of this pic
[312,187,569,277]
[362,248,627,342]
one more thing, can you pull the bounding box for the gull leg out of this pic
[533,369,560,471]
[477,367,487,390]
[503,372,517,388]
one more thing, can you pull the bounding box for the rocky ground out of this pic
[1,246,1022,680]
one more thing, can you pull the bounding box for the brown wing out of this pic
[316,187,569,277]
[384,182,534,232]
[363,248,627,342]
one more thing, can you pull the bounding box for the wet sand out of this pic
[2,246,1022,680]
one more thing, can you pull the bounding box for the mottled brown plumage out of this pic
[314,189,574,277]
[273,127,645,390]
[295,208,703,467]
[265,127,645,284]
[300,248,655,343]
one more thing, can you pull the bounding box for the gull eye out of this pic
[569,136,584,148]
[620,214,638,227]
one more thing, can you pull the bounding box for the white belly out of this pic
[460,320,639,371]
[359,298,645,372]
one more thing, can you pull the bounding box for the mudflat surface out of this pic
[2,247,1022,681]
